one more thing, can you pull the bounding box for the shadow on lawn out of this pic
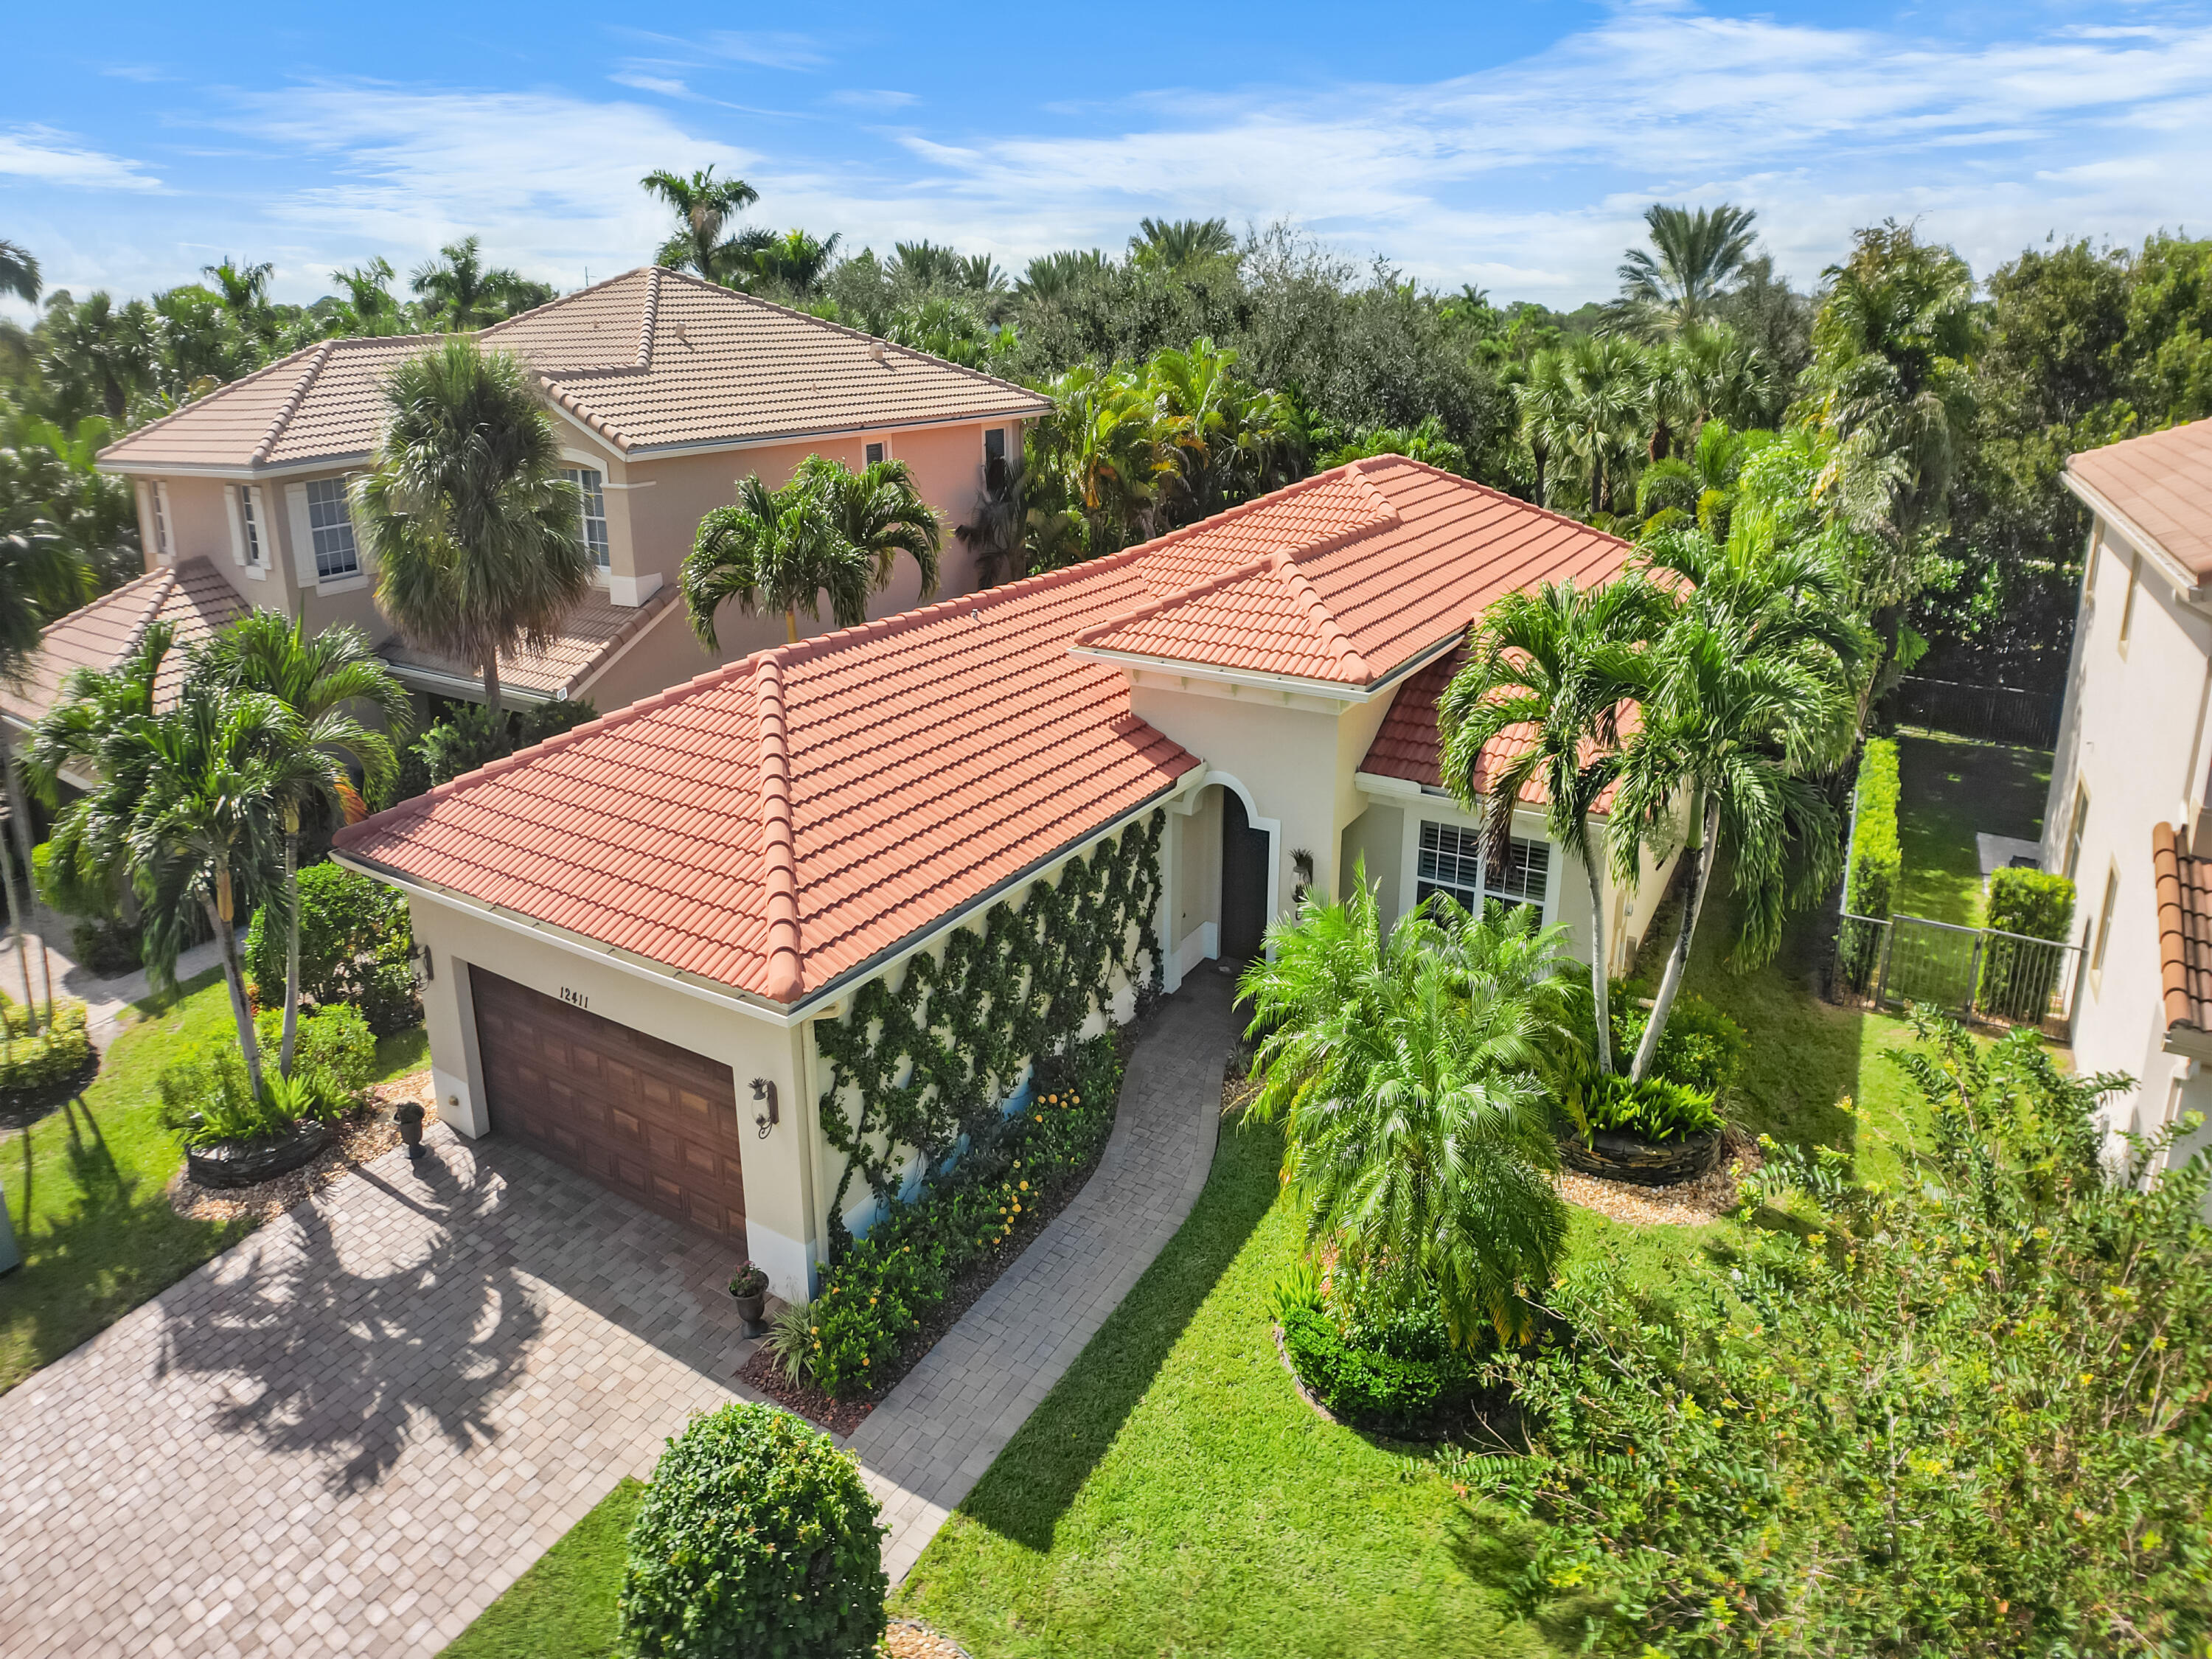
[956,1110,1281,1554]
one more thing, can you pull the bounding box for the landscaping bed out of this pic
[166,1070,432,1225]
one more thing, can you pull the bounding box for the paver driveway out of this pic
[0,1129,754,1658]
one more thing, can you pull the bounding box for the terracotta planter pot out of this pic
[186,1117,333,1190]
[1557,1124,1724,1187]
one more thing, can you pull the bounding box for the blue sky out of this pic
[3,0,2208,319]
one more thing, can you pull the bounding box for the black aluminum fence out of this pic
[1885,675,2063,750]
[1827,911,2081,1035]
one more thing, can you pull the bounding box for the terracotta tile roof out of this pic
[333,458,1630,1005]
[0,558,250,731]
[2153,822,2212,1032]
[2068,419,2212,580]
[1076,459,1630,684]
[378,585,678,703]
[1358,644,1623,814]
[97,268,1048,475]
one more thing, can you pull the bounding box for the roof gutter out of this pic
[2063,468,2208,604]
[381,661,557,707]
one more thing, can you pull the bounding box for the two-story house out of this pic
[2,267,1045,741]
[2046,415,2212,1186]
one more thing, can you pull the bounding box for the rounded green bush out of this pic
[620,1402,886,1659]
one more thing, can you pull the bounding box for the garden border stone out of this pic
[184,1116,334,1189]
[1557,1124,1725,1186]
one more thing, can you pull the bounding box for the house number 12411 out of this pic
[559,987,589,1010]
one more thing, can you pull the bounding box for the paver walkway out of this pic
[850,967,1234,1581]
[0,1128,756,1658]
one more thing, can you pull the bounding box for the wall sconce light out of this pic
[1290,848,1316,904]
[410,944,434,985]
[751,1078,779,1139]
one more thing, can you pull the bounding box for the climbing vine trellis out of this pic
[814,808,1166,1250]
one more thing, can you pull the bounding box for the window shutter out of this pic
[287,482,318,585]
[223,483,246,566]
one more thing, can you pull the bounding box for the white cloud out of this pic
[0,126,161,191]
[611,72,693,99]
[830,88,920,109]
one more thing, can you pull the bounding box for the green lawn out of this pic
[1891,732,2051,925]
[443,1479,644,1659]
[1,970,428,1394]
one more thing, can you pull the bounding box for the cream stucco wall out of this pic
[2044,509,2212,1166]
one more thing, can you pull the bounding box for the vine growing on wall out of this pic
[814,808,1166,1251]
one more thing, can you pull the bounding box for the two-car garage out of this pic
[468,967,751,1241]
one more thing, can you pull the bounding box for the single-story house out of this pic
[53,266,1046,736]
[331,458,1681,1299]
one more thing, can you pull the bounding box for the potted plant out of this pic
[728,1260,769,1332]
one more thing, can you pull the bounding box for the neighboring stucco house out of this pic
[2045,415,2212,1185]
[330,458,1681,1301]
[43,266,1044,733]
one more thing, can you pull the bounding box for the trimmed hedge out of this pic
[0,1001,97,1104]
[1980,868,2078,1021]
[1280,1306,1474,1434]
[801,1034,1122,1399]
[1986,867,2075,942]
[619,1402,885,1659]
[1848,738,1902,921]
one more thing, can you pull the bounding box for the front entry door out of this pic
[1220,791,1270,961]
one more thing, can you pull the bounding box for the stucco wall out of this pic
[1340,801,1403,916]
[2044,511,2212,1147]
[1172,785,1223,977]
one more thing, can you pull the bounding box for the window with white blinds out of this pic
[1416,821,1551,919]
[563,467,611,569]
[305,477,360,579]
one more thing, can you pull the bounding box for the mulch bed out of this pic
[164,1069,436,1225]
[1556,1127,1764,1227]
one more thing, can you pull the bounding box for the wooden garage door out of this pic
[470,968,747,1239]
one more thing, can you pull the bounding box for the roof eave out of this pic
[97,451,377,481]
[1070,633,1460,706]
[2063,467,2209,602]
[613,403,1051,462]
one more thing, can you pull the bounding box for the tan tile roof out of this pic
[2153,821,2212,1032]
[2068,419,2212,580]
[97,268,1048,474]
[378,585,678,703]
[333,459,1625,1006]
[1074,461,1632,684]
[1,558,251,730]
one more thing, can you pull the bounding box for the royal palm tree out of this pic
[0,240,41,305]
[641,167,762,282]
[408,237,539,330]
[189,613,406,1077]
[354,338,593,711]
[1129,217,1237,274]
[684,473,877,647]
[1609,532,1865,1080]
[1439,578,1666,1077]
[1617,203,1761,338]
[1239,874,1573,1347]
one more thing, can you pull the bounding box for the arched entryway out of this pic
[1219,789,1271,962]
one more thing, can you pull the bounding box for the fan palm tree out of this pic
[1439,577,1666,1077]
[408,237,538,331]
[1545,334,1651,518]
[188,612,407,1077]
[0,240,41,305]
[683,473,874,647]
[354,338,593,711]
[35,291,153,425]
[1609,532,1865,1081]
[641,167,762,282]
[1617,203,1761,338]
[1239,874,1573,1347]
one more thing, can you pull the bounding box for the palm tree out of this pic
[128,690,319,1098]
[1239,874,1573,1348]
[354,338,593,711]
[795,456,941,597]
[35,291,153,425]
[0,518,91,1023]
[641,167,762,282]
[1129,218,1237,274]
[1530,335,1649,519]
[1439,578,1665,1077]
[1015,249,1110,305]
[201,259,275,334]
[732,229,842,297]
[1616,204,1761,337]
[188,613,406,1077]
[1609,532,1865,1080]
[0,240,41,305]
[408,237,538,330]
[683,473,876,647]
[333,257,405,335]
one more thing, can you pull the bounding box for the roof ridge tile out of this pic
[250,338,338,465]
[1265,550,1371,678]
[754,656,804,1001]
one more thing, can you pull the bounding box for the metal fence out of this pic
[1885,675,2063,750]
[1827,910,2081,1035]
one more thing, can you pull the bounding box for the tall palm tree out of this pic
[128,691,320,1099]
[408,237,538,330]
[0,518,91,1022]
[35,291,153,425]
[188,613,406,1077]
[1239,876,1573,1348]
[0,240,41,305]
[641,167,762,282]
[1609,532,1865,1080]
[1548,335,1650,518]
[683,474,874,647]
[354,338,593,711]
[1439,578,1666,1077]
[1617,203,1761,338]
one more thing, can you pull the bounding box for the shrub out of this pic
[1842,738,1901,985]
[1280,1307,1470,1433]
[1560,1070,1722,1144]
[253,1003,375,1101]
[0,1001,95,1099]
[1979,867,2077,1021]
[156,1046,340,1148]
[69,919,140,977]
[803,1034,1122,1398]
[1984,866,2073,940]
[378,698,602,810]
[619,1402,886,1659]
[1456,1015,2212,1655]
[244,862,420,1034]
[1610,987,1747,1096]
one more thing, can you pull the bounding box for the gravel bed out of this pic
[165,1068,435,1224]
[1555,1130,1763,1226]
[881,1618,973,1658]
